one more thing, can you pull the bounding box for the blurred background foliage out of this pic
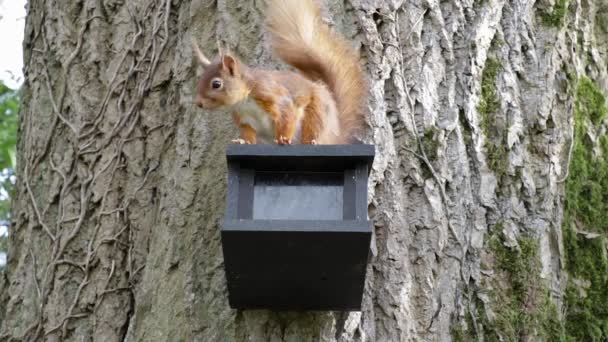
[0,80,18,269]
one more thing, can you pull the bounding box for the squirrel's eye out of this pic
[211,79,222,89]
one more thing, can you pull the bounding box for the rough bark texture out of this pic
[1,0,607,341]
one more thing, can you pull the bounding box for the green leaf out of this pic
[8,149,15,170]
[0,80,19,259]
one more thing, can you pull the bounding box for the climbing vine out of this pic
[3,0,174,339]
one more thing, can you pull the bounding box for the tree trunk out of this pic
[1,0,607,341]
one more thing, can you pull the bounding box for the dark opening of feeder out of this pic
[253,172,344,220]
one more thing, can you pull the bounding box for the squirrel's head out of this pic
[192,40,249,110]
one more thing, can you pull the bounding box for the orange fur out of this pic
[239,124,257,144]
[251,86,298,144]
[192,0,367,144]
[300,94,324,144]
[266,0,367,143]
[231,113,258,144]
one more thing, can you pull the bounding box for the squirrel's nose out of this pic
[195,97,204,108]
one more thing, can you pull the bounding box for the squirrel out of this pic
[192,0,366,145]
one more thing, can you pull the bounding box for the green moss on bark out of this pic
[464,76,608,341]
[477,58,509,178]
[483,234,564,341]
[478,58,502,132]
[539,0,568,27]
[563,77,608,341]
[452,230,564,341]
[421,127,439,161]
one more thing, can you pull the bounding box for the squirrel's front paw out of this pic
[310,139,317,145]
[275,136,292,145]
[231,138,250,144]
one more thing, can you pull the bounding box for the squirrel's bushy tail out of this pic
[266,0,367,143]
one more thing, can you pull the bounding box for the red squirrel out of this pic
[192,0,366,145]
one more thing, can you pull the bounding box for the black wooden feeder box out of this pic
[221,144,375,311]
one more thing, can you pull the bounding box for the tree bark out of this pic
[1,0,607,341]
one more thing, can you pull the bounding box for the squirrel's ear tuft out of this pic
[222,55,238,76]
[191,38,211,67]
